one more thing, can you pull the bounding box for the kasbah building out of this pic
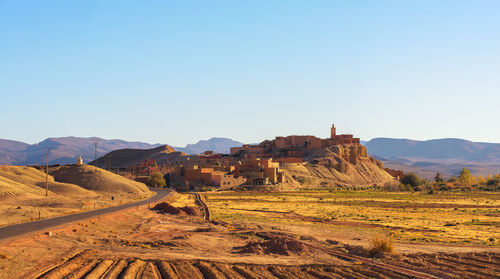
[131,124,360,190]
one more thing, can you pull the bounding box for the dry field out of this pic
[205,190,500,247]
[0,191,498,279]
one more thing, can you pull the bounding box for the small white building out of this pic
[76,155,83,166]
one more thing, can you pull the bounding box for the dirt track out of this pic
[194,193,210,221]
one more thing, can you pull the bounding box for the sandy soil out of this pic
[0,193,498,279]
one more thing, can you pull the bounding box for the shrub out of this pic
[398,183,413,191]
[487,177,500,187]
[146,172,166,187]
[368,235,394,257]
[296,176,306,184]
[434,173,444,183]
[458,168,472,186]
[400,172,428,191]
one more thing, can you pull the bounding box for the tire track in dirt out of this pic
[194,193,210,222]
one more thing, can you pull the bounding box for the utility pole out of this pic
[45,149,49,196]
[94,140,98,172]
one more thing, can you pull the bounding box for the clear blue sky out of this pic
[1,0,499,146]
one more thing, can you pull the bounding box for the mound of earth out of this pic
[235,237,311,256]
[90,145,187,168]
[0,165,96,198]
[152,202,200,216]
[178,206,200,216]
[50,165,150,194]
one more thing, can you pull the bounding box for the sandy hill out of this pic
[90,145,188,168]
[49,165,151,194]
[0,165,97,199]
[0,165,152,227]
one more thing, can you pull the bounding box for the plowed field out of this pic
[33,250,499,279]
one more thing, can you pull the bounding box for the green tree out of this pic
[401,172,423,189]
[458,168,472,187]
[146,172,166,187]
[434,173,444,183]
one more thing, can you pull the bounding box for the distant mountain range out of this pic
[0,137,162,165]
[0,137,244,166]
[364,138,500,178]
[365,138,500,163]
[173,138,244,155]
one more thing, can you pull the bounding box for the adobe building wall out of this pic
[217,175,246,189]
[287,150,304,157]
[263,167,277,184]
[273,157,304,164]
[230,147,243,155]
[275,137,290,149]
[308,137,323,149]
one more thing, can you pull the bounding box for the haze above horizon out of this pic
[1,0,499,146]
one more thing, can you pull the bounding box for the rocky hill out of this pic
[233,134,395,188]
[89,145,190,168]
[290,146,393,188]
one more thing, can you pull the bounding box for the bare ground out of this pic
[0,194,498,279]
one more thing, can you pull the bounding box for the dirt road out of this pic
[194,192,210,221]
[0,188,171,241]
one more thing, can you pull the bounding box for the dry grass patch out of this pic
[368,235,395,257]
[205,190,500,246]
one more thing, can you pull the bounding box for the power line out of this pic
[94,141,98,162]
[45,148,50,196]
[94,140,98,172]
